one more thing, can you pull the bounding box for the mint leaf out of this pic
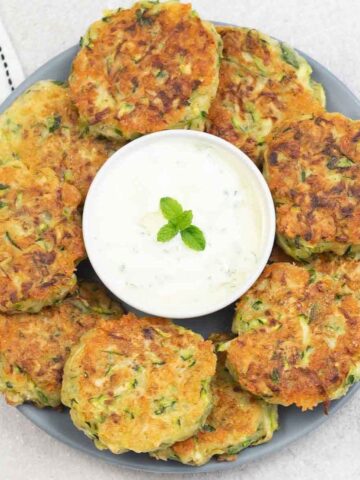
[171,210,193,231]
[157,223,178,242]
[181,226,206,251]
[160,197,183,220]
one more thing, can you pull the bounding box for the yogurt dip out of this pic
[83,130,275,318]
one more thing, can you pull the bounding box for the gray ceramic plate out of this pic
[1,25,360,474]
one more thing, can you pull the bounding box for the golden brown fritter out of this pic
[0,281,123,408]
[151,333,278,466]
[207,27,325,166]
[61,313,216,454]
[69,1,222,141]
[0,157,85,313]
[264,112,360,260]
[0,80,118,201]
[226,259,360,411]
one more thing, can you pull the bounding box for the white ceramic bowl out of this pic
[83,130,275,319]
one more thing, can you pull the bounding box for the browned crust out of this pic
[0,282,123,407]
[265,112,360,249]
[228,259,360,410]
[0,161,85,313]
[70,2,220,139]
[0,81,117,201]
[207,27,324,165]
[62,313,216,453]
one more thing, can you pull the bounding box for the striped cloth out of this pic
[0,17,24,104]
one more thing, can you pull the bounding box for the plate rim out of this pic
[18,384,360,474]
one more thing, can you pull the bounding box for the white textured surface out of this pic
[0,17,24,103]
[0,1,359,479]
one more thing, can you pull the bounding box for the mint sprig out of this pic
[157,197,206,251]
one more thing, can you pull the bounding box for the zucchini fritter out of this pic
[0,282,123,408]
[0,158,85,314]
[69,1,222,141]
[264,112,360,260]
[0,80,117,201]
[151,334,278,466]
[207,27,325,166]
[61,313,216,454]
[226,259,360,410]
